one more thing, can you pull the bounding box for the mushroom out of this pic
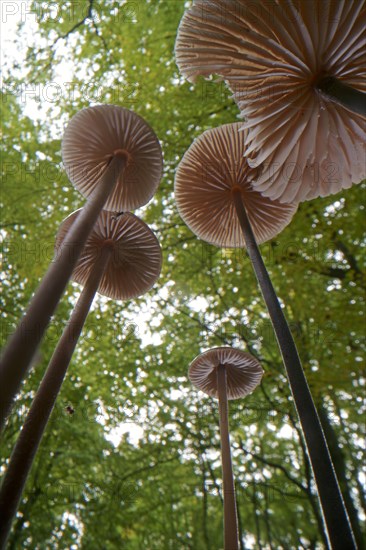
[175,122,297,248]
[0,105,163,431]
[189,347,263,550]
[175,0,366,202]
[175,122,356,549]
[0,209,162,545]
[62,104,163,212]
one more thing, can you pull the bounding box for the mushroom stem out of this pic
[0,155,126,433]
[232,188,356,550]
[316,76,366,117]
[217,364,239,550]
[0,245,113,548]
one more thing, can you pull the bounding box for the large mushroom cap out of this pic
[175,123,297,247]
[55,210,162,300]
[62,105,163,211]
[175,0,366,202]
[189,347,263,400]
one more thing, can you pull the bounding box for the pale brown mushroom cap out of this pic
[189,347,263,400]
[55,210,162,300]
[175,123,297,247]
[175,0,366,202]
[62,105,163,211]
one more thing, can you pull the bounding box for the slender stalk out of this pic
[316,76,366,117]
[0,155,125,432]
[0,245,113,549]
[217,364,239,550]
[232,188,356,550]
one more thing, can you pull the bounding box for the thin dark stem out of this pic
[316,76,366,117]
[0,246,112,549]
[232,189,356,550]
[0,155,125,432]
[217,364,239,550]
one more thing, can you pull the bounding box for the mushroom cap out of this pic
[175,123,297,247]
[62,105,163,211]
[175,0,366,203]
[189,347,263,400]
[55,210,162,300]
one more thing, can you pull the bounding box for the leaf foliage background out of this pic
[1,1,365,548]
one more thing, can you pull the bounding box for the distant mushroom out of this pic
[0,105,163,431]
[175,122,356,549]
[175,0,366,202]
[189,347,263,550]
[0,209,162,546]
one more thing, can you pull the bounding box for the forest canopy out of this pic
[1,1,365,548]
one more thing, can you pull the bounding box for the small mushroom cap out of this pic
[175,0,366,202]
[62,105,163,211]
[175,123,297,247]
[189,347,263,400]
[55,210,162,300]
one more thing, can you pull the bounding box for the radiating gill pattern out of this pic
[175,123,297,248]
[189,347,263,400]
[56,210,162,300]
[176,0,366,203]
[62,105,163,211]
